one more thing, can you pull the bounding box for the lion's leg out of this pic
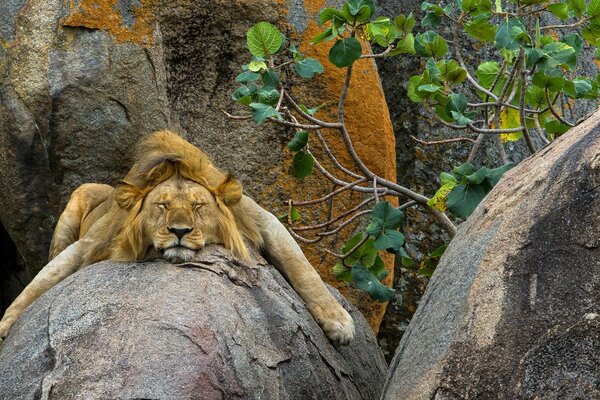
[0,239,87,342]
[49,183,113,260]
[239,196,355,345]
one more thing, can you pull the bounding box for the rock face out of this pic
[0,245,386,399]
[374,0,600,359]
[0,0,396,329]
[383,111,600,399]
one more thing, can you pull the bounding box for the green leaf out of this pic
[446,93,468,114]
[418,83,442,92]
[465,14,497,42]
[366,201,405,235]
[482,163,514,186]
[407,75,425,102]
[450,111,474,125]
[289,151,314,179]
[333,262,352,282]
[545,120,570,135]
[347,0,376,21]
[299,104,324,116]
[422,12,442,27]
[589,0,600,17]
[452,162,477,179]
[561,34,583,55]
[461,0,492,13]
[582,22,600,45]
[370,256,387,280]
[350,265,395,301]
[476,61,501,88]
[534,42,577,71]
[278,206,300,223]
[319,8,347,25]
[236,70,260,83]
[373,230,405,252]
[564,78,593,98]
[246,22,284,57]
[428,173,458,212]
[438,60,467,84]
[329,37,362,67]
[532,69,565,91]
[567,0,586,17]
[232,86,250,103]
[494,18,528,50]
[249,103,279,124]
[261,69,280,89]
[294,58,324,79]
[547,3,569,19]
[248,60,267,72]
[312,28,335,45]
[415,31,448,59]
[394,13,416,34]
[525,86,546,108]
[366,17,396,47]
[446,184,487,219]
[257,88,280,105]
[287,131,309,151]
[389,33,416,56]
[343,233,378,268]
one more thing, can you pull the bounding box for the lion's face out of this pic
[141,176,222,263]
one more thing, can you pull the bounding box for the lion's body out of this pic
[0,131,354,345]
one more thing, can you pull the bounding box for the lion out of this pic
[0,130,354,345]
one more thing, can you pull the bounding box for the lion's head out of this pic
[86,130,262,264]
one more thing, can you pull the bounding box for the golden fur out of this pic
[54,130,263,266]
[0,130,354,346]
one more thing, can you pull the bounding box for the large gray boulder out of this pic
[0,0,397,329]
[383,111,600,399]
[0,245,386,399]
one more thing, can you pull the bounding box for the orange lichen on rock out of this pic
[61,0,157,45]
[273,0,398,333]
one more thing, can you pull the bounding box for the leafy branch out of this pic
[226,0,599,301]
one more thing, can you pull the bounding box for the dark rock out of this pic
[383,111,600,399]
[0,245,387,399]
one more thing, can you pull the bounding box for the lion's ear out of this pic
[216,175,243,206]
[114,182,144,210]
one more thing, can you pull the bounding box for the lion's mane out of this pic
[82,130,263,265]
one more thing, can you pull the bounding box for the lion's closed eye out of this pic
[193,202,206,211]
[155,202,168,210]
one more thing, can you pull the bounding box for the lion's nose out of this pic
[168,227,193,239]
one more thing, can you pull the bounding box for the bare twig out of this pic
[519,52,537,154]
[467,134,485,163]
[410,135,477,145]
[315,130,363,179]
[220,109,252,120]
[545,88,575,127]
[317,210,372,237]
[540,17,589,31]
[268,118,323,130]
[373,176,379,203]
[275,87,285,111]
[292,178,367,206]
[293,196,376,232]
[360,45,393,59]
[324,233,369,260]
[283,92,342,128]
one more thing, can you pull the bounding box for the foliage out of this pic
[228,0,598,301]
[429,163,514,218]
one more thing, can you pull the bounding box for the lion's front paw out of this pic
[314,305,355,346]
[0,318,14,344]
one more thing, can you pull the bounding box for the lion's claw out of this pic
[316,306,355,346]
